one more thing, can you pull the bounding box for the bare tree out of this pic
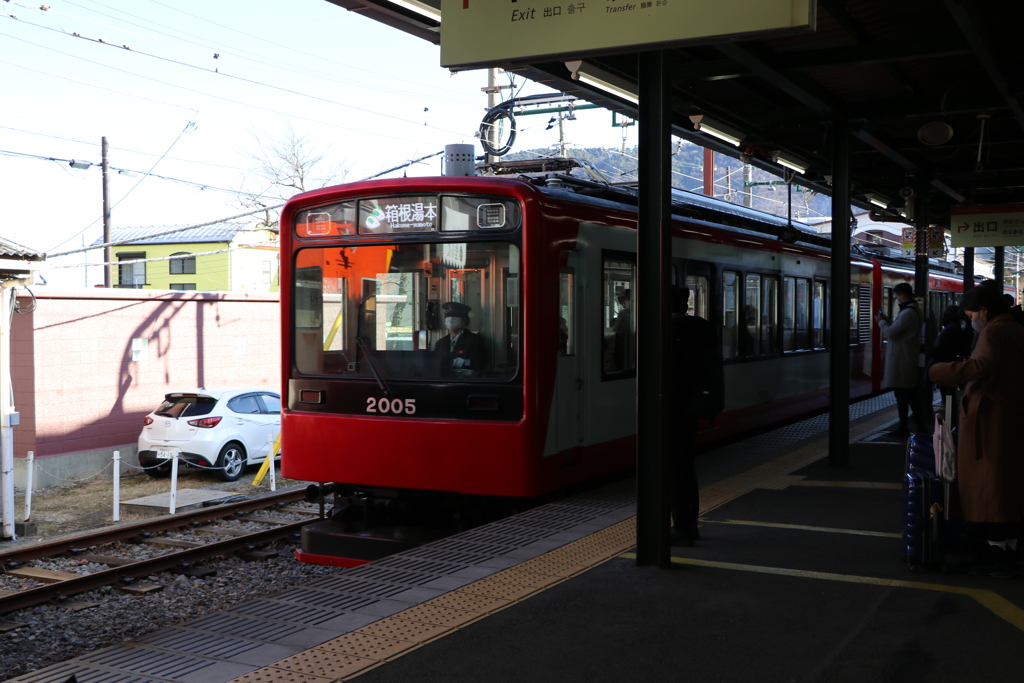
[238,125,349,230]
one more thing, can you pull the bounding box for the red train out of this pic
[278,162,975,565]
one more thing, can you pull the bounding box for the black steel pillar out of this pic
[994,246,1005,287]
[828,120,851,468]
[963,247,975,291]
[635,50,672,568]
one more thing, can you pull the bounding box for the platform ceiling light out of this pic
[68,160,92,170]
[773,151,809,175]
[867,193,889,209]
[387,0,441,22]
[565,60,639,105]
[688,114,744,147]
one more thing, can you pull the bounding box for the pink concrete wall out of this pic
[12,289,280,459]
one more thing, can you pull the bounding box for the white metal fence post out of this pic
[112,450,121,522]
[169,450,179,515]
[24,450,33,522]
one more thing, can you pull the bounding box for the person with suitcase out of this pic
[929,281,1024,576]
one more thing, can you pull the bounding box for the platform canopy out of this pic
[325,0,1023,227]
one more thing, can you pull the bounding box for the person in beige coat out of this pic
[929,281,1024,574]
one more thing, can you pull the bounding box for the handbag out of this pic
[933,394,957,482]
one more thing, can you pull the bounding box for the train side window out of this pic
[602,256,636,377]
[812,280,826,348]
[783,277,794,351]
[744,274,761,356]
[722,270,739,359]
[795,278,810,349]
[762,276,778,354]
[883,286,894,320]
[849,285,858,343]
[685,275,709,319]
[559,269,574,356]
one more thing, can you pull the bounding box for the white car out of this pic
[138,389,281,482]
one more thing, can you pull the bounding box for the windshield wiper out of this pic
[355,336,393,397]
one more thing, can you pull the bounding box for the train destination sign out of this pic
[440,0,815,69]
[950,203,1024,248]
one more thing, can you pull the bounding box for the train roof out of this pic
[495,158,829,250]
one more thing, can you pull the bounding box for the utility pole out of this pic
[558,113,567,158]
[102,137,112,288]
[485,69,500,165]
[743,163,753,207]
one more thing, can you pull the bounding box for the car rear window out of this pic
[156,396,216,418]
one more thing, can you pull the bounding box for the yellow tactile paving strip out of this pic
[229,410,892,682]
[227,519,638,683]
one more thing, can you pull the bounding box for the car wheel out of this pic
[144,462,171,478]
[216,443,247,482]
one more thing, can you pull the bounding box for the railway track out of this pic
[0,485,325,617]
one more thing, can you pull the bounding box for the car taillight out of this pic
[144,416,154,426]
[188,416,223,429]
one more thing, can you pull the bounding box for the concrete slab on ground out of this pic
[121,488,237,516]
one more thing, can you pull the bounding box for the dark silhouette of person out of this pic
[669,286,724,546]
[434,301,485,377]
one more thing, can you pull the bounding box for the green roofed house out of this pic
[95,224,279,293]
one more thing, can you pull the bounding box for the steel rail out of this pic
[0,519,311,616]
[0,486,314,568]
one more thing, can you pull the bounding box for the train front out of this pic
[280,177,539,535]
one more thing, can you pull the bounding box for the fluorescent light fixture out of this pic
[774,151,809,174]
[69,160,92,170]
[688,114,744,147]
[387,0,440,21]
[867,193,889,208]
[566,61,638,105]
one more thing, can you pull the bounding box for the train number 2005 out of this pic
[366,397,417,415]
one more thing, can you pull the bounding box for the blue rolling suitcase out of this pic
[901,434,945,570]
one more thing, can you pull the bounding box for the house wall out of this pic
[112,243,232,291]
[11,288,280,488]
[231,247,280,294]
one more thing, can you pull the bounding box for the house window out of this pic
[117,252,146,289]
[170,283,196,291]
[263,260,273,284]
[170,252,196,275]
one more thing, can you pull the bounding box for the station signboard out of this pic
[900,227,946,258]
[440,0,815,69]
[950,203,1024,248]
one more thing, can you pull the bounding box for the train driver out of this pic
[435,301,486,378]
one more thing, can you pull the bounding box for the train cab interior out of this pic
[292,241,521,383]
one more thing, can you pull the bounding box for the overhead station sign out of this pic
[440,0,815,69]
[950,204,1024,248]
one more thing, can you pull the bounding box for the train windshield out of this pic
[292,242,520,381]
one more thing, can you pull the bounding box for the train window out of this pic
[762,276,779,354]
[292,242,520,381]
[685,275,709,318]
[783,277,811,351]
[796,279,810,349]
[560,269,574,356]
[849,285,858,343]
[744,274,761,356]
[883,287,894,320]
[602,257,636,377]
[722,270,739,359]
[812,280,826,348]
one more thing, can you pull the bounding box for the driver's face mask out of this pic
[445,316,465,332]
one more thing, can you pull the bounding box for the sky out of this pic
[0,0,635,287]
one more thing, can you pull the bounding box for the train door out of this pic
[555,251,583,464]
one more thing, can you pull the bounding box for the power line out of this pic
[0,29,469,147]
[73,0,479,104]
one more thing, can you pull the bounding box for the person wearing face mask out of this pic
[435,301,486,378]
[875,282,928,436]
[929,281,1024,576]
